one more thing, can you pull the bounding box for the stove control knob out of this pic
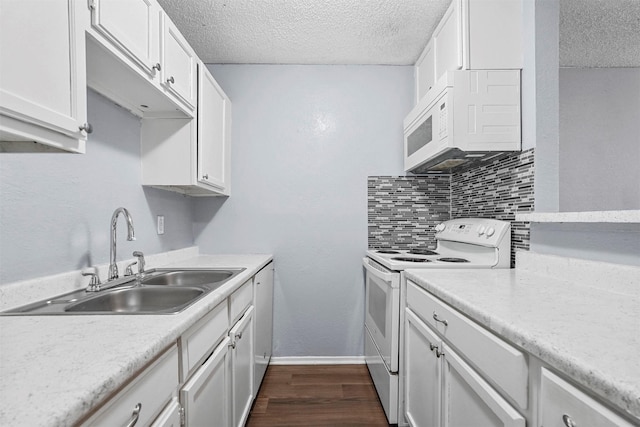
[477,226,486,236]
[486,227,495,237]
[435,223,446,232]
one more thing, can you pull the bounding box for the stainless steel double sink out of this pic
[2,268,245,315]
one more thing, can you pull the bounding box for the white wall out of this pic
[559,67,640,211]
[0,90,195,284]
[194,65,411,357]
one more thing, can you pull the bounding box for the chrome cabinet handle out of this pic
[229,341,236,349]
[562,414,577,427]
[433,311,448,326]
[124,403,142,427]
[236,332,243,340]
[435,348,443,358]
[429,343,437,352]
[202,174,209,180]
[166,76,175,84]
[152,63,161,71]
[79,123,93,134]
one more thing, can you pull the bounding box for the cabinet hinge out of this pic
[179,405,186,427]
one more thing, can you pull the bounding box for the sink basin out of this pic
[1,267,246,315]
[141,270,235,287]
[65,286,204,314]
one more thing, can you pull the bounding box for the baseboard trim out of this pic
[270,356,366,365]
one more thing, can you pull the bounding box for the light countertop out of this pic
[404,252,640,422]
[0,252,272,427]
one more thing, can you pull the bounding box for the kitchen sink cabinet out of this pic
[140,62,231,196]
[254,262,274,394]
[0,0,88,153]
[414,0,522,104]
[230,305,255,427]
[80,344,179,427]
[181,336,232,427]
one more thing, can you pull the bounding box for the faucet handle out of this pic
[133,251,146,274]
[82,270,101,291]
[124,261,137,276]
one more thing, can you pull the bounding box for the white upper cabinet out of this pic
[89,0,161,77]
[86,0,193,118]
[415,0,523,104]
[415,40,435,102]
[198,63,231,193]
[433,1,463,82]
[161,13,197,110]
[141,62,232,197]
[0,0,88,153]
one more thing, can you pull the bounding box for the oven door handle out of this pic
[362,258,398,283]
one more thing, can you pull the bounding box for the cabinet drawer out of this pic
[540,368,634,427]
[406,280,528,408]
[83,344,179,427]
[230,279,253,325]
[180,301,228,380]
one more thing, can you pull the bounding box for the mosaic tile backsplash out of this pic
[368,175,450,249]
[368,149,535,266]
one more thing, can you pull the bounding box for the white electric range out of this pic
[362,218,512,425]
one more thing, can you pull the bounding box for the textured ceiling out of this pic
[157,0,640,67]
[156,0,450,65]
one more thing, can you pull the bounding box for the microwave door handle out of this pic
[362,258,396,282]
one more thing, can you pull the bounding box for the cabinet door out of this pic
[254,263,274,394]
[442,343,525,427]
[230,306,255,427]
[0,0,87,151]
[162,14,197,109]
[433,0,462,81]
[90,0,160,76]
[404,309,441,427]
[415,39,435,102]
[198,63,231,193]
[180,337,232,427]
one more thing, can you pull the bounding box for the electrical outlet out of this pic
[157,215,165,235]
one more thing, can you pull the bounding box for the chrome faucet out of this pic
[108,207,135,280]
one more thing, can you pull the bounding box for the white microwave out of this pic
[404,70,522,173]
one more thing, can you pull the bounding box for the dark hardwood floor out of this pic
[246,364,389,426]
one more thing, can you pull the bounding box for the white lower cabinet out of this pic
[405,309,441,427]
[539,368,634,427]
[404,308,524,427]
[180,336,232,427]
[230,306,255,427]
[80,344,179,426]
[442,342,525,427]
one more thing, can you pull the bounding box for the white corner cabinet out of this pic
[141,61,231,196]
[414,0,522,103]
[402,280,638,427]
[80,264,273,427]
[0,0,89,153]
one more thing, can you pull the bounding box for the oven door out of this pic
[363,257,400,373]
